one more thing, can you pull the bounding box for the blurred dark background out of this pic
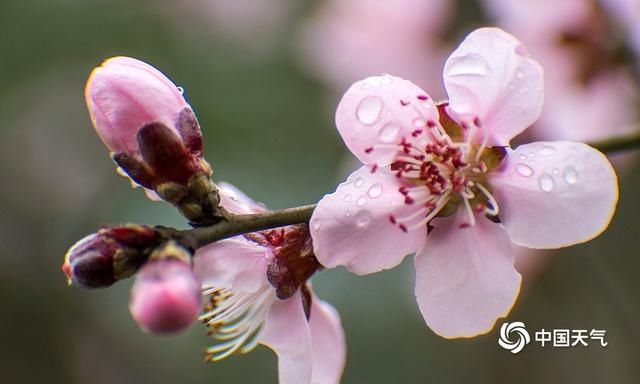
[1,0,639,383]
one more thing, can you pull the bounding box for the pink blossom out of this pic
[193,183,346,384]
[297,0,451,96]
[129,258,202,335]
[310,28,618,338]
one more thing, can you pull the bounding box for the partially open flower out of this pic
[85,57,220,225]
[193,183,346,384]
[63,225,161,289]
[129,253,201,335]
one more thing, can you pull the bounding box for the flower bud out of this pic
[63,225,161,288]
[85,56,221,226]
[129,257,201,335]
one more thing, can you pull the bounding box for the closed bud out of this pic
[85,57,221,225]
[63,225,161,288]
[129,255,201,335]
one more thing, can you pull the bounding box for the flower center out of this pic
[367,102,504,232]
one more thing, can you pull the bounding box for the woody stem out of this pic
[173,129,640,249]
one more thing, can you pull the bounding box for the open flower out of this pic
[193,183,346,384]
[310,28,618,338]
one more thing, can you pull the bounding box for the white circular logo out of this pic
[498,322,530,354]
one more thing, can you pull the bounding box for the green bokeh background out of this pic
[1,1,638,383]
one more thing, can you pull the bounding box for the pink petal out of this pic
[443,27,544,146]
[85,56,188,155]
[490,141,618,248]
[310,166,426,275]
[335,75,440,166]
[193,237,271,293]
[217,181,268,214]
[259,291,312,384]
[414,211,521,338]
[309,295,346,384]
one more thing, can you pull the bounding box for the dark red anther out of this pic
[370,163,378,173]
[364,146,374,154]
[404,196,415,205]
[411,129,423,137]
[400,99,410,106]
[473,116,482,127]
[426,120,437,128]
[417,95,429,100]
[388,215,397,224]
[398,224,408,233]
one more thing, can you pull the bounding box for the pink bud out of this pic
[129,259,201,335]
[85,56,190,155]
[85,57,207,191]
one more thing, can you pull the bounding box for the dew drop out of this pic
[367,183,383,198]
[312,221,321,231]
[552,168,560,175]
[356,196,367,207]
[563,166,578,185]
[445,53,491,77]
[355,210,372,227]
[354,177,364,188]
[538,173,554,192]
[378,123,400,143]
[529,160,536,165]
[177,86,185,94]
[539,145,556,156]
[516,163,533,177]
[356,96,383,125]
[528,152,535,158]
[516,69,524,79]
[345,210,352,217]
[343,193,352,202]
[519,154,527,160]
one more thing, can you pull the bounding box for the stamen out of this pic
[202,287,274,362]
[475,183,500,216]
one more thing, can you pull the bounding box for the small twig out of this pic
[184,205,317,248]
[587,128,640,154]
[166,129,640,251]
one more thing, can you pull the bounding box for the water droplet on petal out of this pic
[312,221,321,231]
[529,160,536,165]
[345,210,352,217]
[356,96,383,125]
[516,163,533,177]
[177,86,185,95]
[356,196,367,207]
[378,123,400,143]
[563,166,578,185]
[539,145,556,156]
[354,177,364,188]
[516,69,524,79]
[343,193,352,202]
[529,152,535,158]
[538,173,554,192]
[552,168,560,175]
[519,154,527,160]
[367,183,383,198]
[445,53,491,77]
[380,75,393,85]
[355,210,372,227]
